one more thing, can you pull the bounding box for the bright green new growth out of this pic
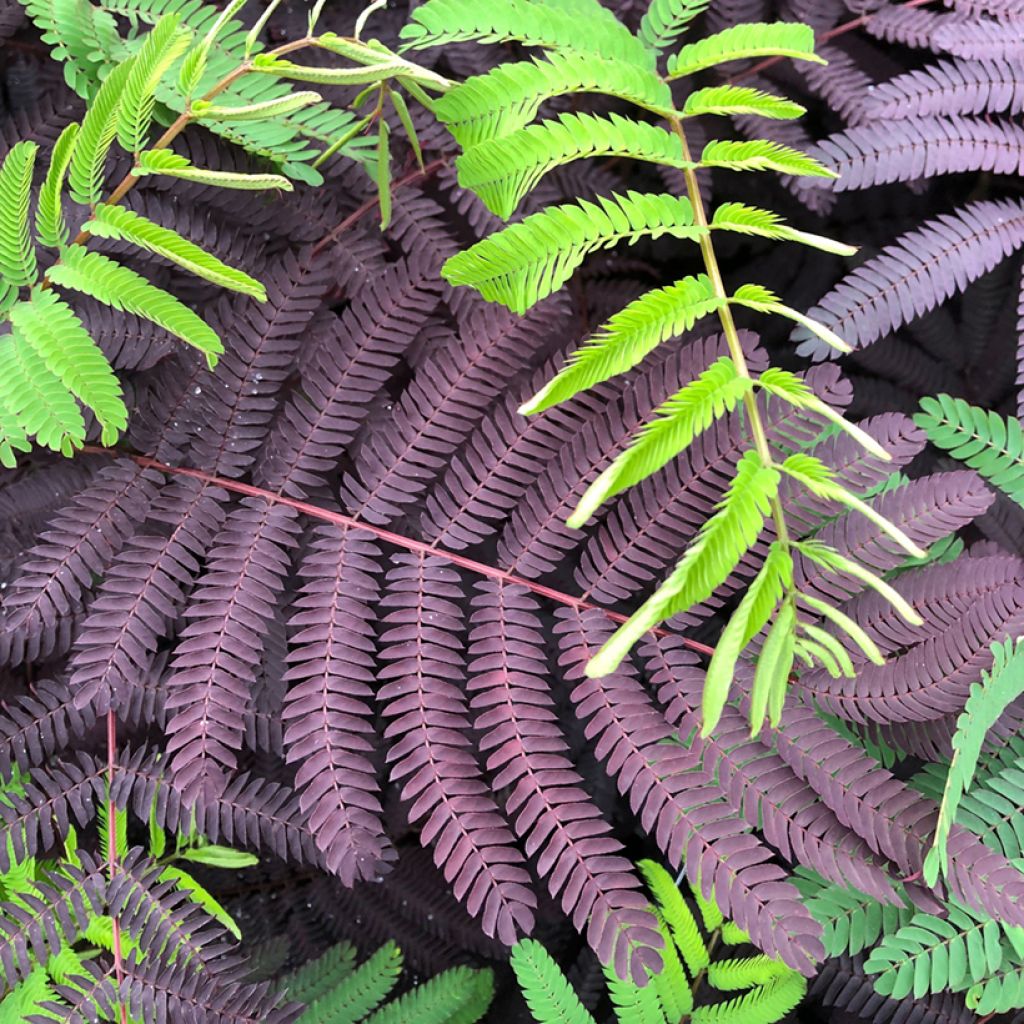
[407,0,922,735]
[0,773,254,1023]
[511,860,805,1024]
[3,0,450,468]
[278,940,494,1024]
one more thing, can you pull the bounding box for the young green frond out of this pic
[700,139,837,179]
[434,53,672,150]
[569,356,752,528]
[362,965,494,1024]
[191,91,324,122]
[251,54,412,87]
[511,939,599,1024]
[603,961,665,1024]
[749,601,796,735]
[666,22,824,78]
[0,398,30,468]
[0,142,39,288]
[799,622,856,677]
[704,543,791,734]
[297,941,404,1022]
[794,540,924,625]
[314,33,454,91]
[10,291,127,445]
[638,860,708,975]
[779,454,927,559]
[797,593,885,666]
[589,451,780,676]
[375,117,393,229]
[442,191,702,313]
[0,329,87,456]
[639,0,715,53]
[711,202,856,256]
[456,112,688,219]
[689,971,805,1024]
[683,85,805,120]
[84,203,267,300]
[521,275,720,415]
[399,0,655,70]
[68,54,136,206]
[36,124,79,250]
[924,639,1024,887]
[116,14,192,154]
[47,246,224,367]
[135,150,294,191]
[915,395,1024,509]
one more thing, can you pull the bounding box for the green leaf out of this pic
[640,0,714,52]
[915,395,1024,510]
[0,333,84,455]
[36,124,79,250]
[178,0,246,97]
[116,14,192,154]
[925,639,1024,886]
[180,845,259,869]
[48,245,223,367]
[799,621,856,677]
[299,942,404,1023]
[375,117,392,230]
[521,274,721,415]
[795,540,924,626]
[279,942,359,1004]
[134,150,293,191]
[711,202,857,256]
[732,285,851,353]
[700,139,837,178]
[749,600,795,735]
[69,54,137,206]
[588,450,780,675]
[84,203,266,300]
[637,859,709,975]
[191,91,324,122]
[442,191,703,314]
[10,290,127,444]
[797,593,885,666]
[98,801,128,863]
[434,52,672,149]
[364,966,495,1024]
[456,111,687,219]
[666,22,824,78]
[510,939,598,1024]
[251,54,411,86]
[780,453,927,559]
[683,84,804,120]
[389,89,423,169]
[0,141,39,287]
[704,542,791,735]
[0,395,31,468]
[569,356,751,527]
[315,33,454,91]
[159,865,243,940]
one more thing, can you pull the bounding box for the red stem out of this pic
[105,709,128,1024]
[80,446,716,657]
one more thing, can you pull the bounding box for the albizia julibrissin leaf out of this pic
[793,199,1024,358]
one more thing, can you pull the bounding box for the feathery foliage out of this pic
[409,0,921,734]
[512,860,805,1024]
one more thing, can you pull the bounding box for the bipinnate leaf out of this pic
[588,450,780,676]
[711,203,856,256]
[83,203,267,300]
[47,246,224,367]
[0,142,38,288]
[666,23,824,78]
[511,939,598,1024]
[569,356,752,528]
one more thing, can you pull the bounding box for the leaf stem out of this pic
[668,116,791,559]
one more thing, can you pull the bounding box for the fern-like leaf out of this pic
[589,449,780,677]
[700,139,836,178]
[47,245,223,367]
[915,395,1024,508]
[456,112,687,219]
[0,142,38,288]
[570,356,752,526]
[83,203,266,299]
[666,23,824,78]
[640,0,714,53]
[710,202,856,256]
[434,53,672,150]
[683,85,805,120]
[36,123,79,250]
[441,191,702,313]
[115,13,192,154]
[511,939,598,1024]
[135,149,293,191]
[9,290,127,444]
[925,639,1024,885]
